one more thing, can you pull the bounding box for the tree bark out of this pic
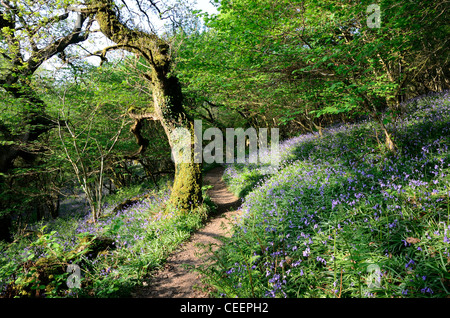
[152,76,203,210]
[0,6,91,174]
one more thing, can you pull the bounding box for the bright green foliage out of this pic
[176,0,448,137]
[41,61,159,220]
[0,0,448,299]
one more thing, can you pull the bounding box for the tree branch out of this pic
[27,12,91,73]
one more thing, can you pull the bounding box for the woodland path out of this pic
[131,166,242,298]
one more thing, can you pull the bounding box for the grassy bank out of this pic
[201,91,450,298]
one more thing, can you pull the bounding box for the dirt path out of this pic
[132,166,242,298]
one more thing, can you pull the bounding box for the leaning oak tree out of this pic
[0,0,93,240]
[85,0,202,211]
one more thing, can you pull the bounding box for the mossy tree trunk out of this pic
[0,6,92,240]
[93,0,202,211]
[152,76,203,210]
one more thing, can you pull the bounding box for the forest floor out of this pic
[131,166,242,298]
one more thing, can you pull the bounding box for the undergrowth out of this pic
[0,181,212,298]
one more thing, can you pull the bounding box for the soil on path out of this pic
[132,166,242,298]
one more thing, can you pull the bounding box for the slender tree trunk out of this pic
[381,124,396,154]
[372,113,397,154]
